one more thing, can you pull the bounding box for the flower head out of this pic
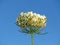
[16,11,47,34]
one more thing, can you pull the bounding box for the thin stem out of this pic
[31,34,34,45]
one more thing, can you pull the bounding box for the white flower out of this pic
[16,11,47,28]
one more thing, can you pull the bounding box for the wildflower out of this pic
[16,11,47,45]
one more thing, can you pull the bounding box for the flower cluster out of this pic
[16,11,47,29]
[16,11,47,34]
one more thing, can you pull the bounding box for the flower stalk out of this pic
[31,34,34,45]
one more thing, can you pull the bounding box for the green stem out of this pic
[31,34,34,45]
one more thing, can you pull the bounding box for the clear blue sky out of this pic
[0,0,60,45]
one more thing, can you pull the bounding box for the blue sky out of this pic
[0,0,60,45]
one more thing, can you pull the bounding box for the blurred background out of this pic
[0,0,60,45]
